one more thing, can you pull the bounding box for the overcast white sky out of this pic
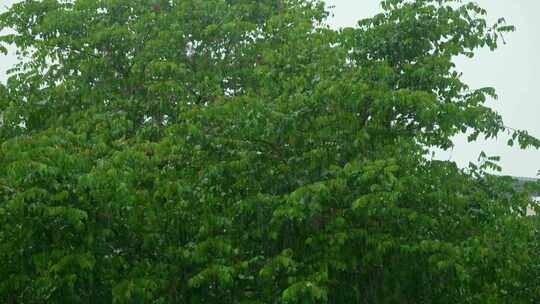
[326,0,540,178]
[1,0,539,177]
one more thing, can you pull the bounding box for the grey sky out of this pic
[1,0,538,177]
[326,0,540,178]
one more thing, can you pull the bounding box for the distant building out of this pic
[512,177,539,216]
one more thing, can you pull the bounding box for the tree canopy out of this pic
[1,0,539,303]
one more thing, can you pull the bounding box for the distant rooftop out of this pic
[513,177,539,183]
[510,176,539,197]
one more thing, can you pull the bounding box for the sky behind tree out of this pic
[325,0,540,178]
[1,0,538,177]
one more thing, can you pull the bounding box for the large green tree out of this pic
[1,0,539,302]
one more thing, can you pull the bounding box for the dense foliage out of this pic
[1,0,539,302]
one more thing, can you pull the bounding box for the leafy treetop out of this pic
[0,0,539,303]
